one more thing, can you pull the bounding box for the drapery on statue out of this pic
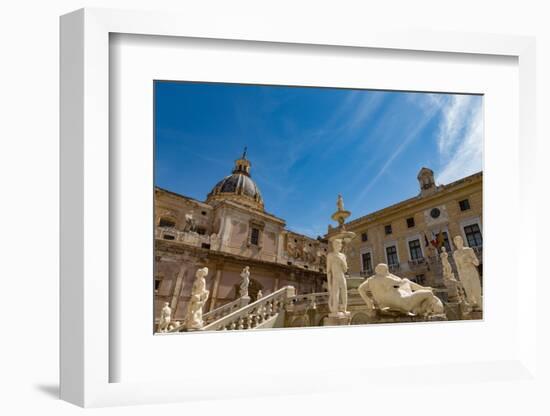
[452,235,482,310]
[358,263,445,318]
[239,266,250,298]
[185,267,210,330]
[157,302,172,333]
[440,247,467,305]
[326,238,349,317]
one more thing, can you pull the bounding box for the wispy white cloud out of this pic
[351,100,441,206]
[437,100,483,184]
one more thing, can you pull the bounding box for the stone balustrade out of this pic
[202,298,244,325]
[202,286,296,331]
[155,227,216,249]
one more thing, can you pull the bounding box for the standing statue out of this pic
[440,247,468,306]
[452,236,482,310]
[184,212,197,232]
[210,233,219,250]
[157,302,172,333]
[326,239,349,317]
[337,194,344,211]
[185,267,210,330]
[358,263,445,317]
[240,266,250,298]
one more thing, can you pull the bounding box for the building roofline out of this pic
[346,171,483,228]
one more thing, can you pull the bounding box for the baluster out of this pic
[267,301,273,317]
[230,322,237,330]
[247,314,253,329]
[238,317,244,330]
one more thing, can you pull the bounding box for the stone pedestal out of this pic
[239,296,251,308]
[324,312,351,326]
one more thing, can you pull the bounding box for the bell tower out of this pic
[417,167,436,196]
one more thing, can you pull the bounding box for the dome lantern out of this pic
[206,149,264,210]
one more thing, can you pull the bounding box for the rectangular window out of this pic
[414,274,426,285]
[442,231,451,252]
[384,224,392,235]
[464,224,482,247]
[408,239,423,260]
[361,232,368,242]
[250,227,260,245]
[159,218,175,228]
[361,252,372,273]
[154,279,161,291]
[386,245,398,266]
[406,217,415,228]
[459,199,471,211]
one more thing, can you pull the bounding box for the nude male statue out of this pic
[358,263,445,317]
[326,238,349,316]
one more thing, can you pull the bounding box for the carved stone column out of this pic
[209,265,224,311]
[273,274,280,292]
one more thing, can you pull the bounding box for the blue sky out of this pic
[155,81,483,238]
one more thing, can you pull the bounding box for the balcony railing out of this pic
[408,257,428,270]
[155,227,217,249]
[388,263,400,273]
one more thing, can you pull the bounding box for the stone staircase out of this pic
[168,285,296,332]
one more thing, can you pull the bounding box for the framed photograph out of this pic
[60,8,537,408]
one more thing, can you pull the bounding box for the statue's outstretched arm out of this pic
[407,279,432,292]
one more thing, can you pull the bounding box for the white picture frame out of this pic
[60,8,537,408]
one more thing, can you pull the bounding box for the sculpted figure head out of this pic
[453,235,464,249]
[375,263,389,276]
[196,267,208,279]
[331,238,343,253]
[440,246,448,259]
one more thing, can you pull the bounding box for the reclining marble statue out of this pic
[358,263,445,318]
[452,235,482,310]
[326,238,349,318]
[185,267,210,330]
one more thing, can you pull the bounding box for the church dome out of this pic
[206,150,264,210]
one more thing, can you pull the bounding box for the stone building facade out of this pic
[154,153,328,322]
[154,152,482,327]
[338,168,483,290]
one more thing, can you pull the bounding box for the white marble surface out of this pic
[358,263,445,317]
[452,236,482,310]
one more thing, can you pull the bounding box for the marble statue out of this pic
[440,247,468,306]
[157,302,172,333]
[184,212,197,232]
[256,289,263,301]
[452,236,482,310]
[337,194,344,211]
[185,267,210,330]
[240,266,250,298]
[358,263,445,317]
[210,233,219,250]
[326,238,349,317]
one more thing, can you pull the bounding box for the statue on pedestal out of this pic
[185,267,210,330]
[157,302,171,333]
[440,247,466,304]
[358,263,445,318]
[239,266,250,298]
[326,238,349,317]
[452,236,482,310]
